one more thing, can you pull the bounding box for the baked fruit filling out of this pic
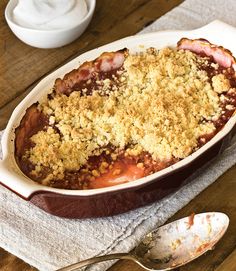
[15,38,236,189]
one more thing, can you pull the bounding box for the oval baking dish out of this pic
[1,20,236,218]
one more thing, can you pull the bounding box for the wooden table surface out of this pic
[0,0,235,270]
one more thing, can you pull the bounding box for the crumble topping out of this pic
[24,47,234,182]
[212,74,231,93]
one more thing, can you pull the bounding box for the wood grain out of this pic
[0,0,236,271]
[215,249,236,271]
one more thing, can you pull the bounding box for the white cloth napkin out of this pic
[1,1,236,270]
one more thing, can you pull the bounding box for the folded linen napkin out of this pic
[1,0,236,270]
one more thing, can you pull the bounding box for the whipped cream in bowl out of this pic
[5,0,96,48]
[13,0,88,30]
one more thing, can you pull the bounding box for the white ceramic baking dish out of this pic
[0,20,236,218]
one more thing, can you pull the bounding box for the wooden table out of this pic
[0,0,235,270]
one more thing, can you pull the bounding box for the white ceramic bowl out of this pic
[4,0,96,49]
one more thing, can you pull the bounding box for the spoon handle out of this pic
[57,253,133,271]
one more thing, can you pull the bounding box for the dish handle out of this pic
[0,157,41,200]
[195,20,236,35]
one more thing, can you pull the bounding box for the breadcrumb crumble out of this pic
[22,47,235,184]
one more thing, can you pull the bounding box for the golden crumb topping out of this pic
[25,47,230,181]
[212,74,231,93]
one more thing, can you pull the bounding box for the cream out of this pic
[12,0,88,30]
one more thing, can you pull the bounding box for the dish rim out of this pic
[1,20,236,199]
